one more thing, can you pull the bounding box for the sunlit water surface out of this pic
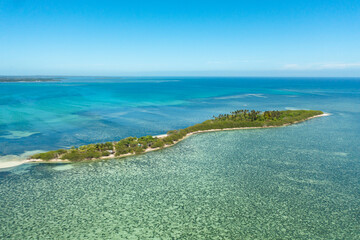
[0,77,359,238]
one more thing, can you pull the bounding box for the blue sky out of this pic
[1,0,360,76]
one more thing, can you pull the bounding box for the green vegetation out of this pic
[60,142,113,162]
[31,149,68,160]
[114,136,165,156]
[30,110,323,162]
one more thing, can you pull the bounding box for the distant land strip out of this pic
[0,76,61,82]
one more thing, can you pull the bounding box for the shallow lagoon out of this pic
[0,77,360,238]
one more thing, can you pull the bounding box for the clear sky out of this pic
[1,0,360,76]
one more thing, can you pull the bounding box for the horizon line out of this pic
[1,75,360,79]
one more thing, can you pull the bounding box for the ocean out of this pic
[0,77,359,238]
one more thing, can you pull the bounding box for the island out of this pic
[0,76,61,82]
[28,109,325,163]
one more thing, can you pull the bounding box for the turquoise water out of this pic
[0,77,360,238]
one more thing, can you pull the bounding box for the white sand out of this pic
[0,150,43,169]
[153,134,168,138]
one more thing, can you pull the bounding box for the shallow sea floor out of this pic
[1,114,360,239]
[1,77,360,239]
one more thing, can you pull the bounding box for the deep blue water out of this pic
[0,77,360,238]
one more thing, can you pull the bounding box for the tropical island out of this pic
[28,109,325,163]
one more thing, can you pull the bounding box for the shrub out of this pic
[31,149,67,160]
[134,146,144,154]
[102,151,111,156]
[61,150,85,161]
[151,139,165,148]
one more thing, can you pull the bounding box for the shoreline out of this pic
[26,113,330,164]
